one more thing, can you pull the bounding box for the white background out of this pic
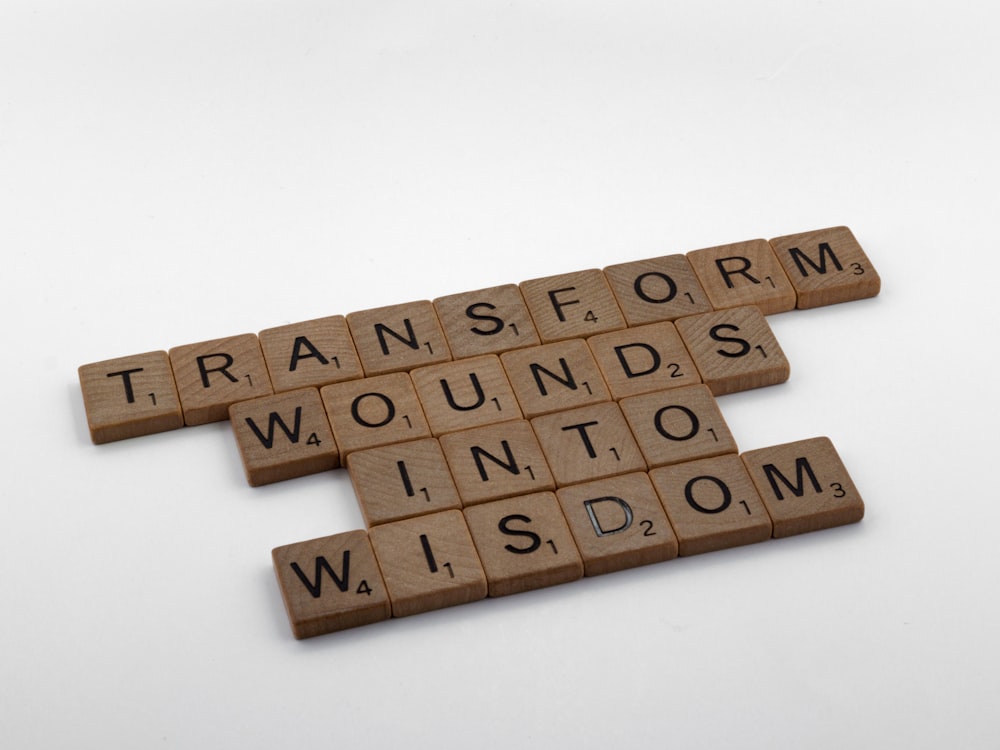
[3,1,998,747]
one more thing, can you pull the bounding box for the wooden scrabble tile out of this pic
[440,420,556,506]
[603,254,714,325]
[168,334,273,425]
[649,454,772,556]
[347,300,452,376]
[433,284,541,358]
[228,388,339,486]
[368,510,488,618]
[768,226,881,308]
[519,269,627,342]
[258,315,364,393]
[687,238,796,314]
[320,372,431,457]
[619,385,738,468]
[556,472,678,576]
[587,321,701,400]
[500,339,611,418]
[272,530,391,639]
[410,355,522,436]
[531,402,646,487]
[464,492,584,597]
[674,306,790,396]
[347,438,463,527]
[78,350,184,443]
[741,436,865,538]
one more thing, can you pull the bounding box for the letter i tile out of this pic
[464,492,584,597]
[649,455,772,556]
[368,510,488,618]
[272,530,391,639]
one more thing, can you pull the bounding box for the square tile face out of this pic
[347,438,463,527]
[556,473,678,576]
[519,269,627,342]
[78,350,184,444]
[500,339,611,418]
[674,306,790,396]
[347,300,452,376]
[741,436,865,538]
[587,321,701,399]
[228,388,339,486]
[272,530,391,639]
[650,455,772,556]
[531,402,646,487]
[368,510,488,618]
[169,334,274,425]
[440,421,556,506]
[433,284,541,358]
[619,385,738,468]
[768,226,881,308]
[687,238,797,315]
[258,315,364,393]
[464,492,584,597]
[603,254,714,326]
[320,373,431,457]
[411,355,522,436]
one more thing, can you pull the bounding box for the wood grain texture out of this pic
[464,492,583,597]
[741,436,865,537]
[687,238,797,314]
[78,350,184,444]
[768,226,881,308]
[228,387,339,486]
[520,269,627,342]
[587,320,701,399]
[556,472,678,576]
[258,315,363,393]
[168,334,273,425]
[272,530,391,639]
[434,284,541,358]
[368,510,487,618]
[500,339,611,418]
[674,306,790,396]
[410,354,522,436]
[347,300,452,376]
[603,254,713,325]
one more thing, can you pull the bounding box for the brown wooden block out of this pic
[687,239,797,314]
[168,334,273,425]
[768,226,881,308]
[347,438,463,527]
[439,420,556,506]
[587,321,701,400]
[258,315,364,393]
[519,269,627,343]
[531,402,646,487]
[649,454,772,556]
[500,339,611,418]
[320,372,431,457]
[228,388,339,486]
[603,254,714,325]
[619,385,738,468]
[464,492,584,597]
[272,530,391,639]
[411,355,522,436]
[368,510,488,618]
[674,306,790,396]
[433,284,541,358]
[556,472,678,576]
[741,436,865,538]
[347,300,452,376]
[78,350,184,444]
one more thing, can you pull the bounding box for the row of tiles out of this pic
[78,226,877,444]
[274,436,865,638]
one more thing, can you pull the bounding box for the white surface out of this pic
[3,1,998,747]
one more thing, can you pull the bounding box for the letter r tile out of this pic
[78,350,184,443]
[741,436,865,538]
[272,530,391,639]
[687,238,797,314]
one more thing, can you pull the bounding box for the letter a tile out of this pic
[740,436,865,537]
[258,315,364,393]
[272,530,391,639]
[368,510,487,618]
